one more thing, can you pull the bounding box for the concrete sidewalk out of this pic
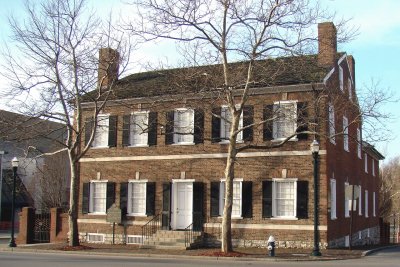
[0,241,379,262]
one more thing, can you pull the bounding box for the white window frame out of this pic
[358,185,362,216]
[127,180,148,216]
[330,179,337,220]
[219,179,243,218]
[372,159,376,176]
[220,106,243,143]
[357,128,362,159]
[365,190,369,218]
[272,101,297,141]
[130,111,149,147]
[373,192,376,217]
[87,233,105,243]
[365,153,368,173]
[272,178,298,219]
[348,78,353,100]
[173,108,194,145]
[92,114,109,148]
[328,103,336,144]
[344,182,350,218]
[89,180,108,214]
[339,66,344,91]
[343,116,349,152]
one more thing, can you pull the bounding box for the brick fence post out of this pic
[50,208,60,243]
[16,207,35,244]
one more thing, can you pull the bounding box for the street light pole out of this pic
[9,157,19,248]
[310,140,321,256]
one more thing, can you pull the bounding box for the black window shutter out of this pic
[120,182,128,216]
[243,106,254,141]
[82,183,90,214]
[194,109,204,144]
[210,182,220,217]
[242,181,253,218]
[297,181,309,219]
[148,112,158,146]
[193,182,204,231]
[165,111,174,145]
[262,181,273,218]
[263,105,273,141]
[122,115,131,146]
[106,182,116,211]
[296,102,308,140]
[108,115,117,147]
[146,182,156,216]
[162,183,171,229]
[84,118,93,146]
[211,107,221,143]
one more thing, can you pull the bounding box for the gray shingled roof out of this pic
[84,54,333,101]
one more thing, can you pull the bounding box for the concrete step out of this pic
[141,230,204,250]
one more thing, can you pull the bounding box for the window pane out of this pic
[273,103,296,139]
[92,183,106,213]
[220,107,243,141]
[130,183,146,214]
[131,113,148,145]
[93,116,109,147]
[221,181,241,217]
[275,181,295,217]
[174,109,194,143]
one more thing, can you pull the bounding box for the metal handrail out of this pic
[141,212,162,244]
[184,222,194,248]
[184,214,204,248]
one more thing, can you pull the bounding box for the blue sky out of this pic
[0,0,399,161]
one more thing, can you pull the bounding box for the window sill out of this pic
[91,146,110,149]
[172,142,195,146]
[330,216,337,220]
[218,140,243,144]
[88,212,106,215]
[330,139,336,145]
[128,144,149,148]
[272,138,298,142]
[218,216,243,219]
[270,217,298,221]
[127,214,147,217]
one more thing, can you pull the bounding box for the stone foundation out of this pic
[328,225,380,248]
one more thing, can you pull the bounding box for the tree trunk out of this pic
[221,110,240,253]
[68,151,80,246]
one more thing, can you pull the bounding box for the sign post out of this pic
[106,204,122,244]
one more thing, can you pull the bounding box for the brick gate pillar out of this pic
[16,207,35,244]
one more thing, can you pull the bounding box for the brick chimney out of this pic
[318,22,337,67]
[98,48,120,88]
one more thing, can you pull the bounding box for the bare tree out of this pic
[28,153,70,211]
[1,0,133,246]
[379,156,400,219]
[124,0,362,252]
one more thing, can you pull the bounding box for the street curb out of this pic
[361,245,400,256]
[0,245,357,262]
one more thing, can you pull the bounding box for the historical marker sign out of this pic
[106,204,122,224]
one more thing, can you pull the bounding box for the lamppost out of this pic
[310,140,321,256]
[9,157,18,248]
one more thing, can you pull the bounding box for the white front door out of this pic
[172,182,193,229]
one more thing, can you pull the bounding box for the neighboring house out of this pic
[78,22,384,248]
[0,110,69,229]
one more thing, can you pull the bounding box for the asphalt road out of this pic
[0,246,399,267]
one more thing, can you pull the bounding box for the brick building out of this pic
[78,22,384,248]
